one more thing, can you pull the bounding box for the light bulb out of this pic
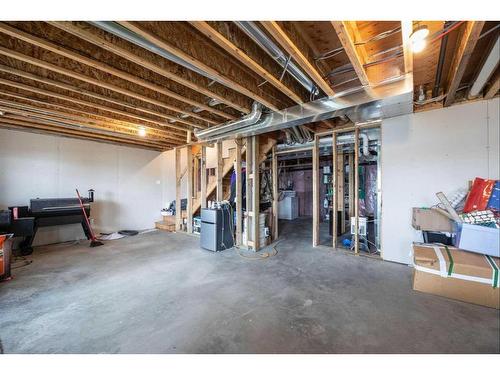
[138,127,146,137]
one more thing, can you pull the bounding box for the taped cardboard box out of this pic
[412,244,500,309]
[412,208,453,232]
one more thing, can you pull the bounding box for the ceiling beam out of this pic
[0,65,194,131]
[331,21,370,87]
[189,21,304,104]
[400,21,414,74]
[484,69,500,100]
[260,21,335,97]
[49,21,250,114]
[0,45,213,127]
[0,96,183,143]
[444,21,485,106]
[0,105,172,148]
[0,89,182,141]
[0,22,234,121]
[0,118,166,151]
[117,21,280,111]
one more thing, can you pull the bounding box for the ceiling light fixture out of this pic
[410,24,429,53]
[138,126,146,137]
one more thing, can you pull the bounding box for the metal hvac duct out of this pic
[197,74,413,142]
[89,21,220,83]
[234,21,318,96]
[194,102,262,139]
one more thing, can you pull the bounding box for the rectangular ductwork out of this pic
[195,74,413,142]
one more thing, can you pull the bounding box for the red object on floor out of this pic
[463,178,496,213]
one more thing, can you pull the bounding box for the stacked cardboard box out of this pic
[412,244,499,309]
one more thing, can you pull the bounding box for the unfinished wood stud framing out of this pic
[272,144,278,242]
[175,147,182,231]
[312,134,320,247]
[235,138,243,246]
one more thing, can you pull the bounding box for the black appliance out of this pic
[0,189,96,255]
[200,207,234,252]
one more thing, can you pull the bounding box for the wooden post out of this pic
[332,133,338,249]
[175,147,182,231]
[312,134,320,247]
[245,137,252,249]
[235,139,242,246]
[337,151,345,231]
[186,145,193,234]
[272,144,278,241]
[252,135,260,251]
[186,130,192,143]
[216,140,223,201]
[348,152,354,231]
[200,145,207,209]
[354,127,360,255]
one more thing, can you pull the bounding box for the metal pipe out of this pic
[90,21,219,83]
[234,21,319,96]
[194,102,262,139]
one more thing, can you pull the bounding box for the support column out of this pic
[200,145,207,209]
[175,147,182,231]
[186,145,193,234]
[332,133,338,249]
[252,135,260,251]
[354,127,360,255]
[245,137,252,249]
[216,140,223,201]
[272,144,278,241]
[312,134,320,247]
[235,139,242,246]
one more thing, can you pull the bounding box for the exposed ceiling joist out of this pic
[48,21,250,114]
[0,104,172,148]
[0,45,214,127]
[260,21,335,97]
[444,21,485,106]
[0,65,195,131]
[117,21,280,111]
[189,21,304,104]
[0,118,166,151]
[0,95,183,143]
[0,89,183,142]
[484,69,500,99]
[331,21,370,87]
[400,21,414,74]
[0,22,235,122]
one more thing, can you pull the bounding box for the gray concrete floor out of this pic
[1,217,499,354]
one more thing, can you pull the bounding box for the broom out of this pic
[76,189,103,247]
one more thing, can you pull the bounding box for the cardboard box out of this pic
[455,223,499,257]
[412,244,500,309]
[412,208,453,232]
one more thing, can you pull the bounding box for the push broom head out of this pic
[90,240,104,247]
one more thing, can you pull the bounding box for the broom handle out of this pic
[76,189,97,241]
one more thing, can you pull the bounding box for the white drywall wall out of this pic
[0,129,164,246]
[381,98,499,264]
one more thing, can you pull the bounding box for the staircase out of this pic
[191,135,276,215]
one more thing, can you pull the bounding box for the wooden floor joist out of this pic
[117,21,280,111]
[261,21,335,97]
[0,116,169,149]
[189,21,304,104]
[0,90,184,144]
[49,21,250,114]
[444,21,485,106]
[0,98,177,143]
[331,21,370,87]
[0,118,166,151]
[0,46,214,127]
[0,22,235,121]
[0,65,195,132]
